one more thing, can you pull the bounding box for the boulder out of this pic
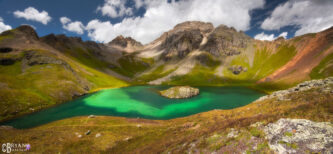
[85,130,91,135]
[228,65,247,75]
[160,86,199,99]
[264,118,333,153]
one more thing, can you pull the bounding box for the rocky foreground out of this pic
[160,86,199,99]
[264,118,333,153]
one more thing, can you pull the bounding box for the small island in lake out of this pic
[160,86,200,99]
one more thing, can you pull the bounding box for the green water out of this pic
[2,86,264,129]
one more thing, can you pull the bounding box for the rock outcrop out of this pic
[228,65,247,75]
[257,77,333,102]
[160,29,203,60]
[160,86,199,99]
[108,35,143,48]
[201,25,252,56]
[21,50,73,72]
[264,118,333,153]
[156,21,214,61]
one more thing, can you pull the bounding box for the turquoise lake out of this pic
[1,86,265,129]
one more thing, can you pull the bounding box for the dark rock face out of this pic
[160,29,203,60]
[201,25,252,56]
[0,58,15,65]
[16,25,39,40]
[228,65,247,75]
[108,35,143,48]
[22,51,73,72]
[0,47,13,53]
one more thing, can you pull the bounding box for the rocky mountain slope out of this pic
[134,21,333,89]
[0,21,332,122]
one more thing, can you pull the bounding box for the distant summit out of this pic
[108,35,143,48]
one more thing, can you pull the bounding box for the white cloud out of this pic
[261,0,333,36]
[60,17,71,25]
[133,0,144,9]
[60,17,85,34]
[88,0,265,44]
[254,32,288,41]
[278,32,288,38]
[97,0,133,18]
[13,7,51,25]
[0,17,12,33]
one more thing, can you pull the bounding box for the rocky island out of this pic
[160,86,200,99]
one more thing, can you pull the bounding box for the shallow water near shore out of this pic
[1,86,264,129]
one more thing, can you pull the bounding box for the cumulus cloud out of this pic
[97,0,133,18]
[13,7,51,25]
[278,32,288,38]
[60,17,71,25]
[88,0,265,44]
[261,0,333,36]
[254,31,288,41]
[0,17,12,33]
[60,17,85,34]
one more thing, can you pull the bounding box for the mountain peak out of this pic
[108,35,142,48]
[173,21,214,33]
[0,25,39,40]
[16,25,39,40]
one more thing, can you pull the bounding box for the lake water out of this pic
[1,86,264,129]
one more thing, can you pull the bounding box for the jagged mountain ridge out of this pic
[134,21,333,86]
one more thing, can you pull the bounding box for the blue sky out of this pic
[0,0,332,44]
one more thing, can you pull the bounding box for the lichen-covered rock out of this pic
[160,86,199,99]
[264,118,333,154]
[227,128,239,138]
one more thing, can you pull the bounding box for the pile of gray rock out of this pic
[263,118,333,153]
[257,77,333,102]
[160,86,200,99]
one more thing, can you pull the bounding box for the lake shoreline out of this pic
[1,86,265,129]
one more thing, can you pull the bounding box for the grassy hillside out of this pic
[0,48,128,121]
[113,54,152,77]
[310,52,333,79]
[137,64,177,82]
[167,64,225,86]
[223,44,297,81]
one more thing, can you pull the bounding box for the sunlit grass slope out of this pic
[0,48,128,121]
